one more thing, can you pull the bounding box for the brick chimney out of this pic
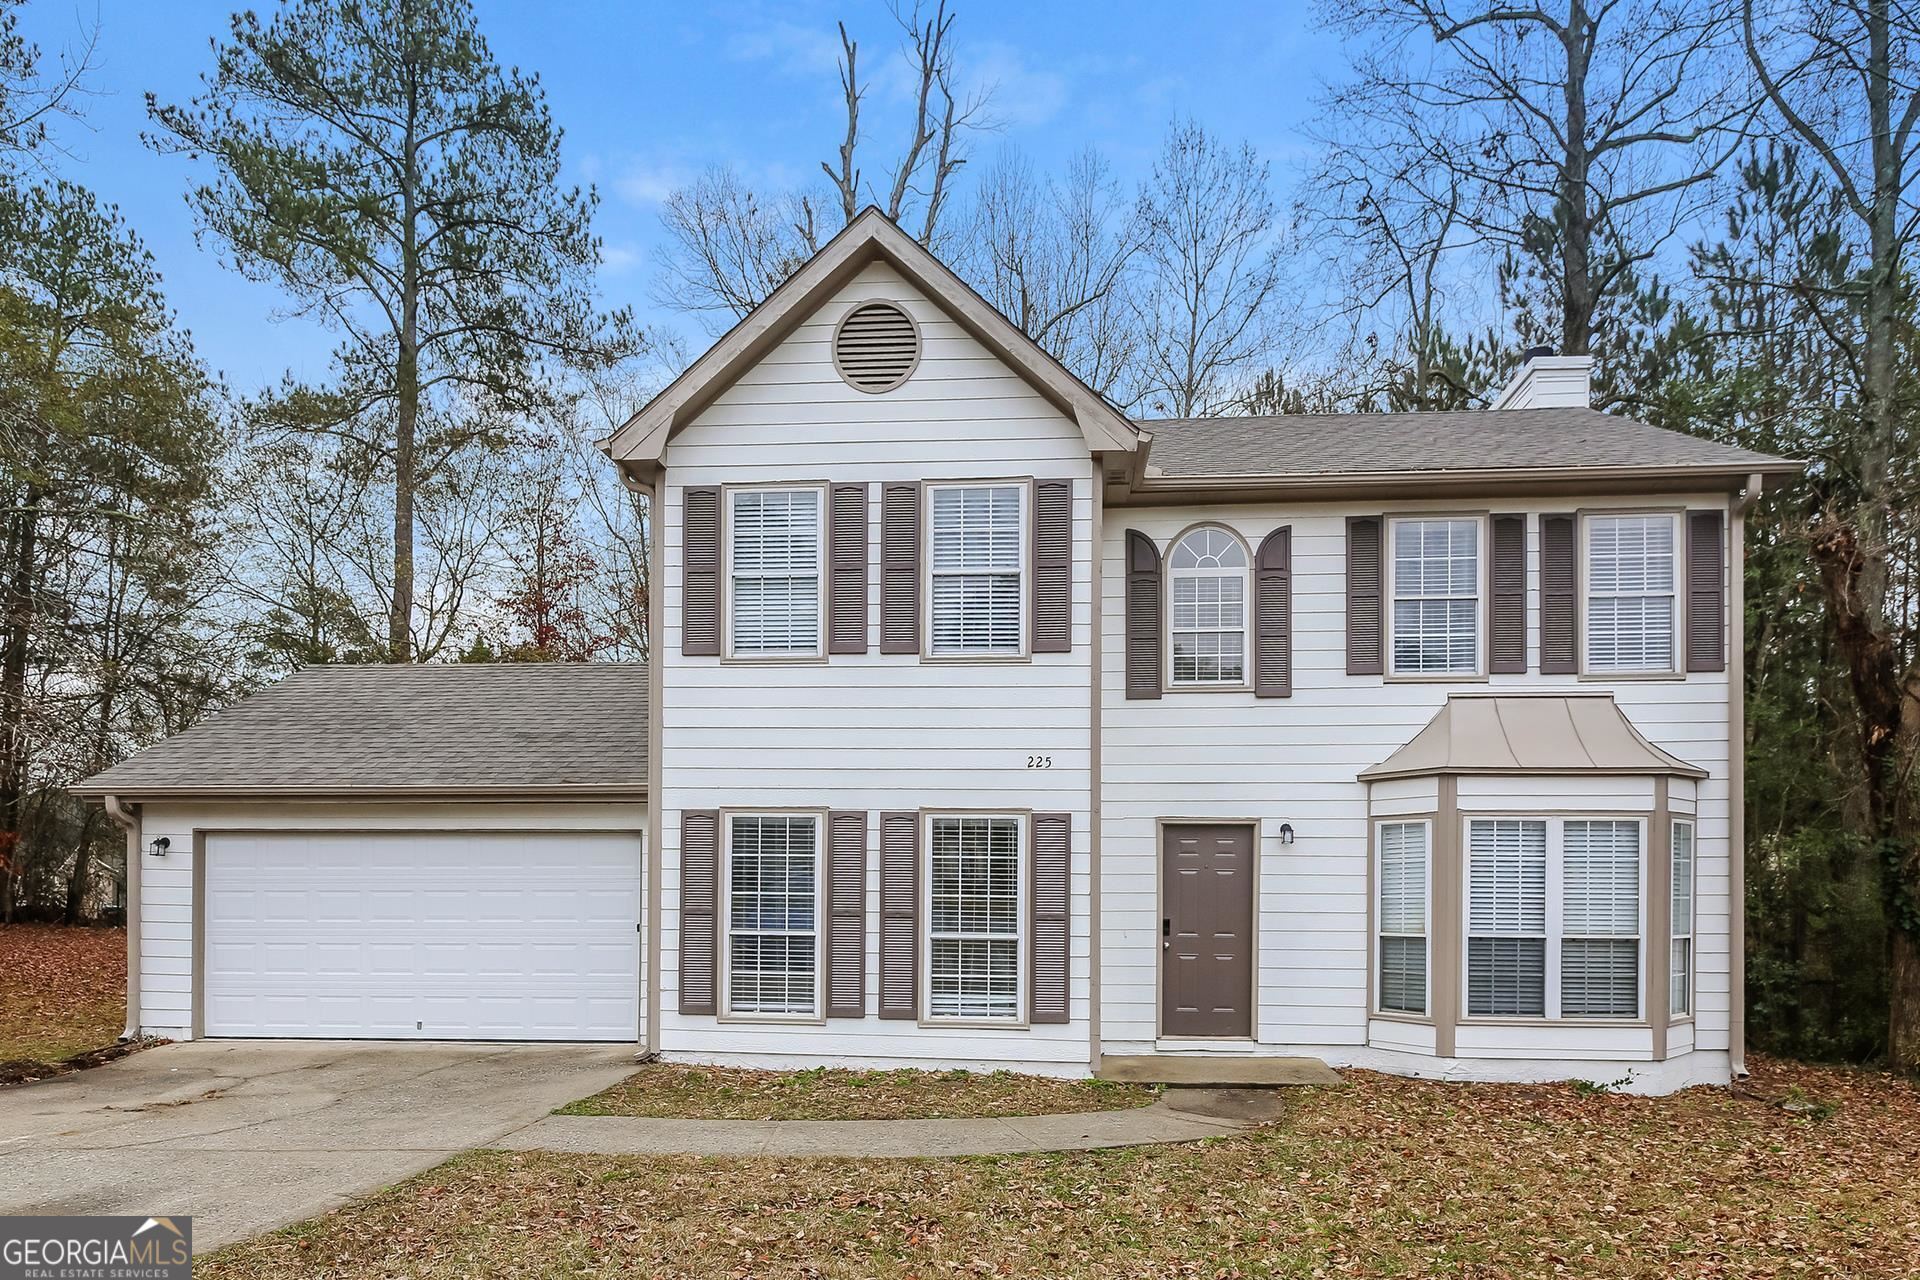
[1490,347,1593,410]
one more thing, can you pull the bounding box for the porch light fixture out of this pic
[1278,823,1295,846]
[147,836,171,857]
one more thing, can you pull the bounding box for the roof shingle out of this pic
[73,663,648,798]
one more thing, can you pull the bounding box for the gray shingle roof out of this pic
[73,664,648,798]
[1140,408,1792,478]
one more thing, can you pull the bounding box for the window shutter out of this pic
[1539,513,1579,674]
[1029,812,1071,1024]
[1031,479,1073,653]
[681,487,721,657]
[880,484,921,654]
[677,809,720,1016]
[878,810,919,1019]
[1124,530,1163,699]
[1490,513,1528,674]
[826,811,867,1017]
[1685,509,1726,673]
[1346,516,1383,676]
[828,483,870,655]
[1254,526,1293,697]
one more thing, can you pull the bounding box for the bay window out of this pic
[1376,821,1430,1015]
[1671,819,1694,1018]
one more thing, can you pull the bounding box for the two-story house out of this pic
[78,210,1797,1094]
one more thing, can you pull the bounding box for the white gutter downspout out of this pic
[103,794,141,1041]
[1729,473,1763,1080]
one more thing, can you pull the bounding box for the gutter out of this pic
[71,784,650,802]
[1116,460,1806,506]
[1728,472,1763,1080]
[103,795,141,1041]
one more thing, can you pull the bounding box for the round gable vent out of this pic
[833,301,920,393]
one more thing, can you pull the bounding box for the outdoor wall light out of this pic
[1278,823,1295,846]
[147,836,171,857]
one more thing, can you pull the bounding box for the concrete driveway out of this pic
[0,1040,639,1252]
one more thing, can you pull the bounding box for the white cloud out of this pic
[726,19,843,78]
[599,243,643,275]
[612,159,695,208]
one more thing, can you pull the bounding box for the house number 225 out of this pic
[1027,755,1053,769]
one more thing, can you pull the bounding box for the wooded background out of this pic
[0,0,1912,1070]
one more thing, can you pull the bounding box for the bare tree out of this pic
[1134,119,1291,417]
[1322,0,1750,359]
[654,169,822,328]
[1742,0,1920,1070]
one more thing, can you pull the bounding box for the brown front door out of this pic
[1161,823,1255,1037]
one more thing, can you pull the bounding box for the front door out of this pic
[1160,823,1255,1037]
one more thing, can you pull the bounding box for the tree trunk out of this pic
[1894,929,1920,1069]
[390,57,422,665]
[0,484,41,924]
[1560,0,1595,357]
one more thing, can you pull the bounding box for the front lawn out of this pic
[0,924,127,1075]
[557,1062,1159,1120]
[203,1056,1920,1278]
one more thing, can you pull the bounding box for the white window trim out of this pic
[1460,814,1648,1023]
[723,483,827,661]
[920,811,1029,1027]
[1374,818,1433,1019]
[1165,523,1252,690]
[719,810,826,1023]
[1579,509,1684,677]
[1670,818,1695,1021]
[1385,513,1488,679]
[922,479,1030,661]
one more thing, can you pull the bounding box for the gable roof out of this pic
[71,664,649,800]
[605,207,1140,468]
[1359,693,1707,781]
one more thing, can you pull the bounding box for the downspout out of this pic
[624,465,663,1056]
[1728,473,1762,1079]
[103,795,141,1041]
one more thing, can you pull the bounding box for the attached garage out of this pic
[74,664,652,1045]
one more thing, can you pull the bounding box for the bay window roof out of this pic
[1360,693,1705,781]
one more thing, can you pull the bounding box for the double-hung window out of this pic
[729,487,823,657]
[1376,821,1430,1015]
[1465,817,1643,1020]
[1389,517,1481,675]
[1584,513,1679,673]
[928,483,1024,656]
[724,814,821,1017]
[1168,526,1250,685]
[925,815,1023,1021]
[1670,819,1694,1018]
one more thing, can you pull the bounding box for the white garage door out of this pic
[202,830,641,1041]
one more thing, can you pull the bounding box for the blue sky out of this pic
[16,0,1336,396]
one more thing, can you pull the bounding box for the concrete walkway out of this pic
[502,1098,1249,1158]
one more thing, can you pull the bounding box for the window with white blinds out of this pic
[928,484,1024,655]
[725,814,820,1017]
[1390,517,1481,675]
[1168,526,1250,685]
[1671,820,1694,1018]
[925,815,1023,1020]
[1584,513,1679,673]
[1465,816,1645,1020]
[1377,821,1430,1014]
[728,487,824,656]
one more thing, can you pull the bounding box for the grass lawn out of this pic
[203,1056,1919,1279]
[558,1063,1159,1120]
[0,923,126,1071]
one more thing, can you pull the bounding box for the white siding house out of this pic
[81,209,1797,1095]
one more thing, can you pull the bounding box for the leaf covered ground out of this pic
[0,924,127,1076]
[558,1063,1159,1120]
[204,1056,1919,1279]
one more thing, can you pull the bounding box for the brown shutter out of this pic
[1029,812,1071,1024]
[1346,516,1384,676]
[681,487,721,656]
[826,811,867,1017]
[878,810,919,1019]
[1490,513,1528,674]
[1540,513,1579,674]
[677,809,720,1016]
[1254,526,1293,698]
[1031,479,1072,653]
[880,483,921,654]
[1686,509,1727,673]
[829,483,869,655]
[1124,530,1162,699]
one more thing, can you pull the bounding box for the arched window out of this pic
[1167,526,1250,686]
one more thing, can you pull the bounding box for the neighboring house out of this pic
[77,209,1799,1094]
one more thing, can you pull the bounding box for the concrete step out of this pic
[1098,1054,1343,1087]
